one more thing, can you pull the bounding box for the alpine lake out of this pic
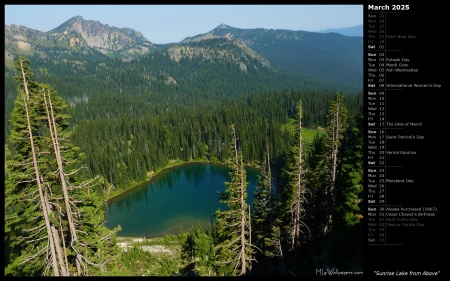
[104,162,260,237]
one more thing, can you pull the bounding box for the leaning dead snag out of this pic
[18,58,63,276]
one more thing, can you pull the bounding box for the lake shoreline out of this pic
[105,159,261,202]
[104,160,261,238]
[106,159,213,201]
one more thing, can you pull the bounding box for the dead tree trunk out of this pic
[240,157,247,276]
[324,98,340,236]
[43,88,82,275]
[19,59,60,276]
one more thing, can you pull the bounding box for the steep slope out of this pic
[167,36,271,71]
[5,15,155,68]
[183,24,363,90]
[48,16,155,57]
[5,18,363,138]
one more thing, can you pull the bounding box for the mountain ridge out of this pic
[4,16,364,153]
[319,24,363,37]
[5,15,156,62]
[5,16,363,105]
[182,23,363,89]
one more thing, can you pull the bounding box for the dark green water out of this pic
[104,162,259,237]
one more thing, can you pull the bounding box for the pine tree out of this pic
[213,124,254,276]
[279,100,310,271]
[251,143,274,273]
[322,93,348,235]
[181,223,215,276]
[5,57,121,276]
[5,57,67,276]
[336,114,363,226]
[305,93,349,268]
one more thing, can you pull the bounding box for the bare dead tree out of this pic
[43,87,82,275]
[18,59,64,276]
[323,95,347,236]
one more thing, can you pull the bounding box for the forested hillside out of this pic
[5,57,122,276]
[5,17,363,276]
[5,56,363,276]
[184,24,363,90]
[5,19,363,140]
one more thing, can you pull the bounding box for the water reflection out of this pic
[105,162,259,237]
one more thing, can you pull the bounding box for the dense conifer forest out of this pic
[5,55,363,276]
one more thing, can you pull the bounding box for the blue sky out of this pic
[5,4,363,44]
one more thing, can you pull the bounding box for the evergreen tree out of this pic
[322,93,348,235]
[279,100,310,271]
[5,56,67,276]
[306,93,349,269]
[336,114,363,226]
[251,143,274,274]
[306,133,328,236]
[181,223,215,276]
[325,113,364,272]
[213,124,254,276]
[5,57,121,276]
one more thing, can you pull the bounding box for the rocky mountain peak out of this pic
[48,15,154,57]
[217,23,231,29]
